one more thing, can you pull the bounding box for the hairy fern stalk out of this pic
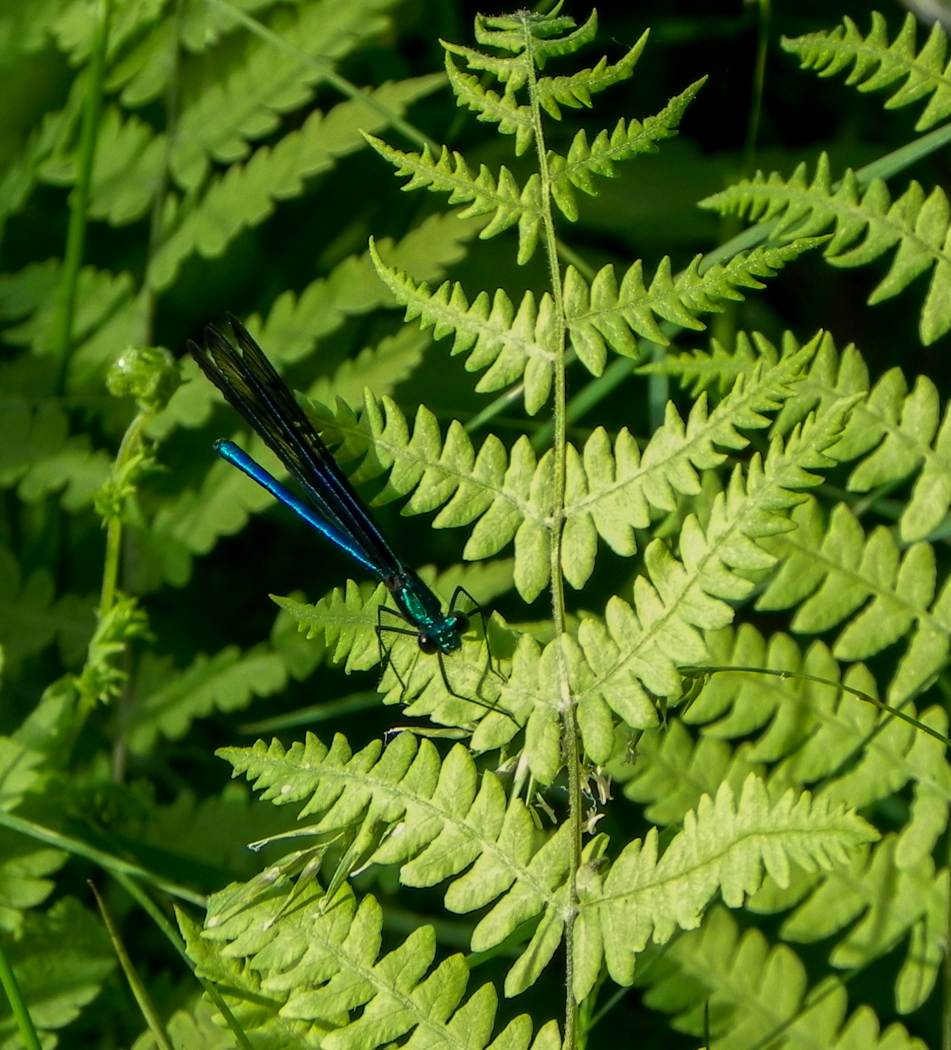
[4,3,951,1049]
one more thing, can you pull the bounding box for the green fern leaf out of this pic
[189,878,553,1050]
[616,717,763,827]
[782,12,951,132]
[700,152,951,343]
[0,831,65,936]
[535,31,648,117]
[271,561,511,727]
[582,774,875,995]
[292,337,846,602]
[549,77,706,222]
[779,833,947,1013]
[757,496,951,703]
[639,904,927,1049]
[0,715,67,935]
[574,402,857,739]
[0,897,115,1045]
[443,52,534,154]
[105,14,175,108]
[148,75,444,290]
[365,138,544,265]
[127,643,288,755]
[788,334,951,543]
[220,731,570,979]
[0,545,94,664]
[39,106,164,225]
[170,0,403,191]
[660,329,951,545]
[567,239,823,373]
[368,239,557,412]
[473,9,598,63]
[130,996,233,1050]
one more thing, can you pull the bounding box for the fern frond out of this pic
[776,828,948,1012]
[639,904,927,1050]
[297,336,846,602]
[700,152,951,343]
[127,644,288,755]
[185,882,558,1050]
[148,75,444,290]
[659,329,951,544]
[0,831,65,935]
[549,78,706,222]
[757,495,951,703]
[782,12,951,132]
[786,334,951,544]
[473,9,598,63]
[221,731,571,980]
[365,138,543,265]
[271,561,511,728]
[375,236,821,409]
[170,0,401,191]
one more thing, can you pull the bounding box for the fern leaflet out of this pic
[700,152,951,343]
[782,12,951,132]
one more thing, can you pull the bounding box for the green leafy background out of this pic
[3,0,951,1048]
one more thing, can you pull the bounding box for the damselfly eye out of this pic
[450,612,470,636]
[418,632,439,655]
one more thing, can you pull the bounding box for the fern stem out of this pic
[51,0,112,395]
[205,0,437,152]
[0,809,206,907]
[682,665,951,748]
[99,411,148,618]
[0,937,42,1050]
[523,16,579,1047]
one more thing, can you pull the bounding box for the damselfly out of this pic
[188,316,486,700]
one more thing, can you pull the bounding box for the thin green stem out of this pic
[0,938,42,1050]
[522,16,579,1049]
[204,0,437,153]
[741,0,770,179]
[681,665,951,749]
[52,0,112,394]
[113,873,254,1050]
[98,411,148,618]
[0,809,206,907]
[141,0,184,344]
[90,882,175,1050]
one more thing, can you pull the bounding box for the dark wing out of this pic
[187,317,401,575]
